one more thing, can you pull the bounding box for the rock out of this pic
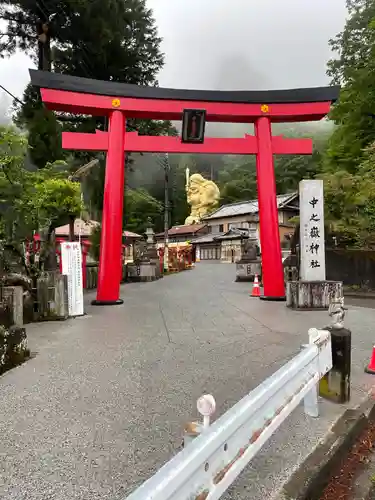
[235,237,262,282]
[286,280,343,310]
[3,273,33,291]
[0,324,30,374]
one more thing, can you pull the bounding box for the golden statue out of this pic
[185,168,220,225]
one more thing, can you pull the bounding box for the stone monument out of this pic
[235,235,262,282]
[185,169,220,225]
[127,219,162,282]
[286,180,342,310]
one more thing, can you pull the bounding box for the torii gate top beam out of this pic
[29,70,340,123]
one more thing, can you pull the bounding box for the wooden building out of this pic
[55,219,142,263]
[155,224,208,248]
[192,193,299,262]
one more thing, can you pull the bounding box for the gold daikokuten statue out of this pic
[185,168,220,225]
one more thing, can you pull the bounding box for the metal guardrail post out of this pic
[304,328,323,417]
[124,328,332,500]
[183,394,216,447]
[319,297,351,403]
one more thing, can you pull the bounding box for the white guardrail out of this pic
[124,328,332,500]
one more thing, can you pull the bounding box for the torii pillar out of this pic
[92,110,126,304]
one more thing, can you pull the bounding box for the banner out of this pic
[61,241,84,317]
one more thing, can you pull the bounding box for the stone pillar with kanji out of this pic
[286,180,343,310]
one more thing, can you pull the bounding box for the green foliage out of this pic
[327,0,375,85]
[3,0,173,172]
[316,0,375,247]
[1,0,164,84]
[124,188,163,234]
[215,128,330,206]
[0,125,82,242]
[275,129,330,192]
[0,125,29,241]
[218,158,257,205]
[320,142,375,247]
[325,0,375,173]
[24,176,83,231]
[0,125,27,174]
[27,107,62,169]
[88,188,162,260]
[13,84,63,169]
[89,224,101,261]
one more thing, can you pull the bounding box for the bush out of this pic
[0,325,30,375]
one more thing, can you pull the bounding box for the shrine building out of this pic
[192,192,299,262]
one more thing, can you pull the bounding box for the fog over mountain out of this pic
[148,0,348,90]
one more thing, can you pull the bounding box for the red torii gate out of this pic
[30,70,339,305]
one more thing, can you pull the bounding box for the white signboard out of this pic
[299,180,326,281]
[61,241,84,317]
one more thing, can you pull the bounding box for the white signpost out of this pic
[61,241,84,317]
[299,180,326,281]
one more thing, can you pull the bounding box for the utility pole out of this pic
[163,154,170,272]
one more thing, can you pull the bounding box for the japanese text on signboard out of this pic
[299,180,326,281]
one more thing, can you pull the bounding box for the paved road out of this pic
[345,296,375,309]
[1,263,374,500]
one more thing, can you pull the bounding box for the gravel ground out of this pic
[0,263,374,500]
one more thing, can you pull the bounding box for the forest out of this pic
[1,0,375,249]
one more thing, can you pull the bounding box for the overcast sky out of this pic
[0,0,348,122]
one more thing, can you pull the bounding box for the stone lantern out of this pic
[126,218,162,282]
[145,218,155,247]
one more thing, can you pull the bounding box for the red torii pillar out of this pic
[29,69,338,304]
[92,110,125,304]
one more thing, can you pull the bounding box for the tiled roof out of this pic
[190,233,223,244]
[55,219,142,238]
[123,230,143,239]
[217,230,247,241]
[156,224,207,237]
[55,219,99,237]
[204,192,298,220]
[191,228,251,244]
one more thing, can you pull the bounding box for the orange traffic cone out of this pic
[365,346,375,374]
[250,274,261,297]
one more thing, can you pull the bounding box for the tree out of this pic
[274,129,330,193]
[213,127,330,206]
[124,188,163,235]
[327,0,375,86]
[320,142,375,248]
[13,84,63,169]
[0,125,83,272]
[325,0,375,173]
[88,224,101,262]
[2,0,174,173]
[89,187,163,260]
[1,0,163,84]
[0,125,29,243]
[24,174,82,232]
[218,158,257,205]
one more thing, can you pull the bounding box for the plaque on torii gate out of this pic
[29,69,339,305]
